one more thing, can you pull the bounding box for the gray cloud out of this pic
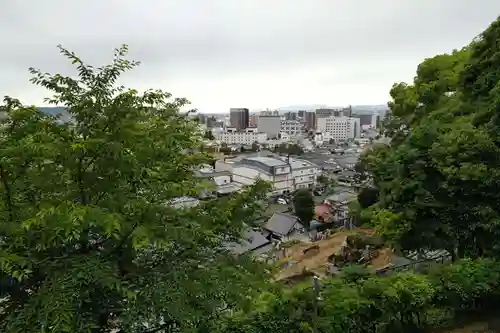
[1,0,500,112]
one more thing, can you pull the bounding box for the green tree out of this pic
[275,143,287,154]
[316,174,329,185]
[339,265,370,283]
[251,141,259,152]
[218,258,500,333]
[0,45,270,333]
[203,130,215,140]
[288,144,304,156]
[360,18,500,259]
[293,189,314,229]
[357,187,378,209]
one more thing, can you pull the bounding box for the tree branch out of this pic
[0,164,14,222]
[138,319,177,333]
[77,154,87,205]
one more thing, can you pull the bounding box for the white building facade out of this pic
[212,127,268,145]
[215,155,319,196]
[280,120,301,137]
[195,166,241,197]
[316,116,360,142]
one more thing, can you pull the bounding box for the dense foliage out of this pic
[218,258,500,333]
[360,16,500,259]
[0,45,270,333]
[3,14,500,333]
[293,189,315,229]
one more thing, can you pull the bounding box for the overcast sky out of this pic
[1,1,499,113]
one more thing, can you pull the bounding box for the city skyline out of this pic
[1,1,500,113]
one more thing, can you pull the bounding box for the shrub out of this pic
[217,259,500,333]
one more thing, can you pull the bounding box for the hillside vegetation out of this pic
[214,15,500,333]
[360,17,500,260]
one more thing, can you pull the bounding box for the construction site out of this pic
[275,228,393,283]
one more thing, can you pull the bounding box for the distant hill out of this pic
[277,104,332,111]
[351,105,388,111]
[38,107,67,116]
[38,107,71,122]
[276,104,388,115]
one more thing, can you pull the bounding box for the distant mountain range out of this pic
[272,104,388,116]
[39,107,71,122]
[38,105,389,119]
[277,104,388,111]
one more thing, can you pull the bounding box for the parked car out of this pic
[313,189,324,196]
[276,197,288,205]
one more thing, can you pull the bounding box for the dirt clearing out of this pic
[276,228,393,281]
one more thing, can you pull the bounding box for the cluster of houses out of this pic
[225,186,359,259]
[169,148,364,259]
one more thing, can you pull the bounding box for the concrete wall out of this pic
[258,116,282,139]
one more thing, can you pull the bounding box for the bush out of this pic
[217,259,500,333]
[346,233,384,250]
[340,265,371,283]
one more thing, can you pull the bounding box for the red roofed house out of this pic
[314,203,334,223]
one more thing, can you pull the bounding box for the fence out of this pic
[375,254,451,276]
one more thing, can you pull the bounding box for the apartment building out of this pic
[215,155,319,196]
[249,114,259,127]
[260,110,280,116]
[305,111,316,130]
[229,108,249,130]
[213,127,267,145]
[316,116,360,141]
[284,111,298,120]
[280,120,301,136]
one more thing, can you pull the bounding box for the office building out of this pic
[353,114,379,128]
[284,111,297,121]
[316,107,352,118]
[280,120,301,136]
[315,108,338,118]
[258,115,282,139]
[249,114,259,127]
[305,111,316,130]
[260,110,280,116]
[213,127,267,145]
[215,155,320,196]
[229,108,249,130]
[316,116,360,141]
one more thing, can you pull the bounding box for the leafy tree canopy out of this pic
[361,16,500,259]
[293,189,315,229]
[0,45,270,333]
[218,258,500,333]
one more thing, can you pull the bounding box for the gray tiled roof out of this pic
[325,191,357,204]
[265,213,301,236]
[338,170,356,178]
[227,228,271,254]
[335,155,359,167]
